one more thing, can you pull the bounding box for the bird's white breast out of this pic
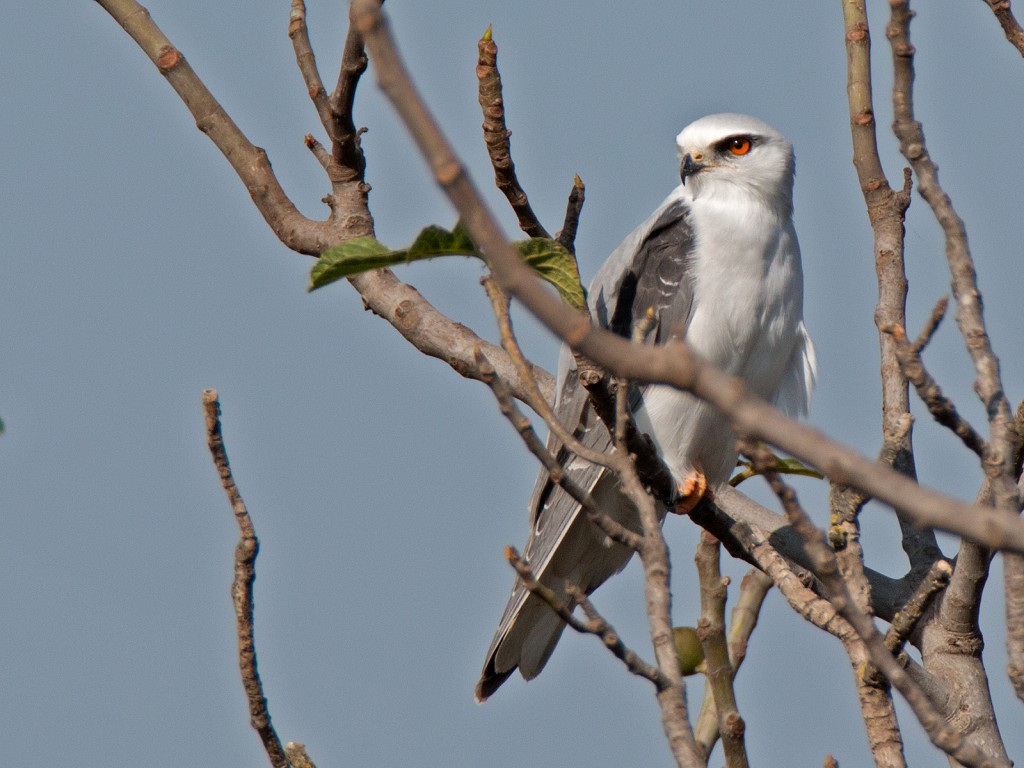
[633,191,804,486]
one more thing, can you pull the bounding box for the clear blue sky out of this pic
[3,2,1024,765]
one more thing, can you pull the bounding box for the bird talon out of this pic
[672,469,708,515]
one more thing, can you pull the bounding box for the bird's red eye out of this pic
[726,137,752,156]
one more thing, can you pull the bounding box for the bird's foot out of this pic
[672,469,710,515]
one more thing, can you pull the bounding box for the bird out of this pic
[475,113,816,701]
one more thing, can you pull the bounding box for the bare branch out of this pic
[744,441,1006,768]
[883,323,991,461]
[889,0,1017,491]
[284,742,320,768]
[694,568,772,756]
[504,547,669,688]
[96,0,340,255]
[889,2,1024,716]
[556,175,586,254]
[911,295,948,354]
[350,0,1024,557]
[288,0,334,137]
[979,0,1024,56]
[328,9,371,175]
[884,559,952,656]
[96,0,552,409]
[695,534,749,768]
[476,27,550,238]
[839,0,937,572]
[481,277,607,467]
[202,389,289,768]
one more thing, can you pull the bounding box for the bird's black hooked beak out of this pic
[680,153,706,185]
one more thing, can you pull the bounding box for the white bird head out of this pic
[676,113,795,214]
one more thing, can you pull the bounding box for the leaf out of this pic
[309,223,589,313]
[407,221,479,260]
[308,237,396,290]
[514,237,587,311]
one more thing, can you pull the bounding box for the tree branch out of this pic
[351,0,1024,560]
[979,0,1024,56]
[288,0,334,140]
[883,322,991,462]
[476,27,550,238]
[556,175,586,255]
[744,441,1005,768]
[695,534,749,768]
[693,568,772,758]
[504,547,670,688]
[889,1,1024,720]
[839,0,937,573]
[202,390,289,768]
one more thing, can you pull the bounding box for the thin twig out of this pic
[882,323,991,461]
[202,389,289,768]
[911,295,948,354]
[884,559,952,656]
[288,0,334,136]
[505,547,669,688]
[480,277,614,470]
[476,27,549,238]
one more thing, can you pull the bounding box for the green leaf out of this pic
[308,223,588,313]
[514,237,587,311]
[308,237,396,290]
[407,221,479,259]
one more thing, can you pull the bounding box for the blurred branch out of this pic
[202,390,289,768]
[476,27,550,238]
[980,0,1024,56]
[911,294,948,354]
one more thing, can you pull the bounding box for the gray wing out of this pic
[476,193,698,701]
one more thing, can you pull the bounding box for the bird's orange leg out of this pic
[672,467,711,515]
